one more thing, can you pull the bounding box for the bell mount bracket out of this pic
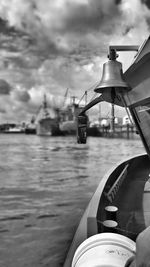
[108,45,139,60]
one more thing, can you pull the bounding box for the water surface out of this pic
[0,134,144,267]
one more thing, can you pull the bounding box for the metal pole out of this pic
[109,45,139,52]
[85,91,87,105]
[110,103,115,133]
[98,103,101,126]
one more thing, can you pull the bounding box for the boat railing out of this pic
[105,164,129,203]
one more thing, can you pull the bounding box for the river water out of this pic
[0,134,145,267]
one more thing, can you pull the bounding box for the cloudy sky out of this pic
[0,0,149,122]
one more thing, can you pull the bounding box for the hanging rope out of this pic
[88,92,98,103]
[86,80,101,92]
[77,80,100,105]
[78,91,87,105]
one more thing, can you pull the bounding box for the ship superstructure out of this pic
[36,94,60,136]
[59,96,83,135]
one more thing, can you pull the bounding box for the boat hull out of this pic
[2,128,24,133]
[36,118,60,136]
[59,121,77,135]
[63,153,150,266]
[25,128,36,134]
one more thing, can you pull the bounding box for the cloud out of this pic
[12,87,30,102]
[0,0,148,57]
[0,107,6,114]
[0,0,121,59]
[59,0,121,34]
[0,0,149,121]
[142,0,150,10]
[0,79,11,94]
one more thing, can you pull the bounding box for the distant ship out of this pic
[36,94,60,136]
[59,96,83,135]
[3,126,24,133]
[2,124,25,133]
[25,117,36,134]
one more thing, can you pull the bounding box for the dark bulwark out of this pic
[63,36,150,267]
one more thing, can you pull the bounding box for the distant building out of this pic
[100,119,110,127]
[90,116,126,128]
[122,115,132,125]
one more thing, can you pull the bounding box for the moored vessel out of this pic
[63,36,150,266]
[36,94,60,136]
[59,96,84,135]
[25,116,36,134]
[2,124,25,133]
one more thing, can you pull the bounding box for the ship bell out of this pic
[94,50,130,97]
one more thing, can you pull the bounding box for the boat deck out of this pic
[98,155,150,241]
[63,155,150,267]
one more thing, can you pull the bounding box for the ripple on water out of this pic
[0,135,145,267]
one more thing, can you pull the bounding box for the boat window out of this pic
[131,102,150,154]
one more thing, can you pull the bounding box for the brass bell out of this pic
[94,59,130,94]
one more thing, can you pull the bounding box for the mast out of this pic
[98,103,101,126]
[43,94,49,117]
[85,91,87,105]
[43,94,47,109]
[72,96,76,105]
[62,88,69,107]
